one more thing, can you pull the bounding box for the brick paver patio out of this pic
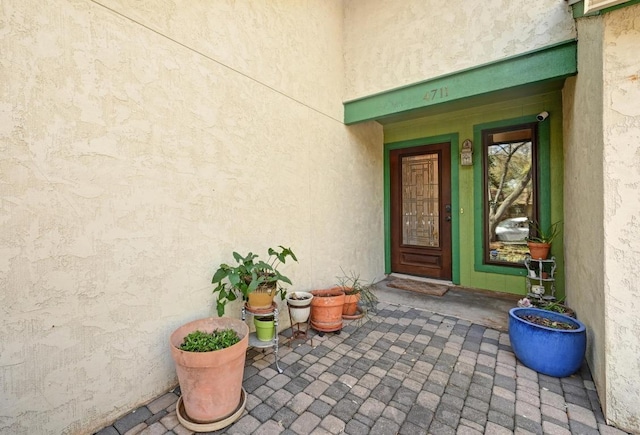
[95,302,631,435]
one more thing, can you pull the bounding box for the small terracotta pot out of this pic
[310,288,345,332]
[170,318,248,424]
[527,242,551,260]
[342,292,361,316]
[247,291,274,310]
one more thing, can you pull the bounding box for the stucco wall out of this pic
[566,6,640,433]
[343,0,576,100]
[563,15,607,409]
[601,4,640,432]
[0,1,383,433]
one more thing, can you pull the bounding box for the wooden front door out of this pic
[390,143,452,279]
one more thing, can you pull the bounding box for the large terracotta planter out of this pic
[310,288,345,332]
[170,317,249,424]
[527,241,551,260]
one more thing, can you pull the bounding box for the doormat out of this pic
[387,278,450,296]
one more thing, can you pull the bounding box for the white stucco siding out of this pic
[343,0,577,101]
[98,0,346,121]
[0,1,382,433]
[563,15,607,407]
[602,4,640,431]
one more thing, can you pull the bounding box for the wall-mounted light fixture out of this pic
[460,139,473,166]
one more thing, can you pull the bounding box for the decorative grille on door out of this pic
[401,154,440,247]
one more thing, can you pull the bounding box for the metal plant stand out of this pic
[242,302,282,374]
[287,302,313,347]
[524,255,557,302]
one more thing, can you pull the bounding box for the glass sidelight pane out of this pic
[402,154,439,247]
[484,124,537,265]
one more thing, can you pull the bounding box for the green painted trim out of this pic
[344,41,577,125]
[384,133,461,284]
[472,115,551,276]
[571,0,640,18]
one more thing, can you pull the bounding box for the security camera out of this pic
[537,111,549,122]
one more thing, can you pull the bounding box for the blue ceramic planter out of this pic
[509,307,586,378]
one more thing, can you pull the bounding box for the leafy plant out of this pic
[211,246,297,316]
[179,329,240,352]
[527,220,561,244]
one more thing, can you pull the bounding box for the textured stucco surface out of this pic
[565,7,640,433]
[343,0,576,101]
[602,4,640,432]
[563,14,607,412]
[0,1,382,433]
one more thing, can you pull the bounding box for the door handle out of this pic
[445,216,452,222]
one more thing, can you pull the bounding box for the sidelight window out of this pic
[482,123,538,266]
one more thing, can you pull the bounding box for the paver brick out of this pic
[114,407,153,434]
[138,422,168,435]
[370,416,400,435]
[382,404,406,425]
[566,403,598,428]
[288,392,314,414]
[266,389,294,410]
[345,417,371,435]
[290,411,321,434]
[358,397,385,419]
[485,421,515,435]
[456,423,483,435]
[488,409,515,430]
[320,414,346,433]
[515,414,543,434]
[273,406,299,427]
[542,420,573,435]
[406,404,434,427]
[428,419,456,435]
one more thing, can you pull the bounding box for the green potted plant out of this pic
[169,317,249,429]
[526,220,561,259]
[336,270,378,319]
[211,246,297,316]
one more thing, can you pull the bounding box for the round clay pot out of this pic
[247,291,274,311]
[310,288,345,332]
[342,292,361,316]
[170,318,249,424]
[527,242,551,260]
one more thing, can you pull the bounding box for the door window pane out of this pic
[402,154,440,247]
[483,124,538,265]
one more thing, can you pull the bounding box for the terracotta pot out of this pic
[170,318,248,424]
[247,291,274,311]
[310,288,345,332]
[527,241,551,260]
[342,291,361,316]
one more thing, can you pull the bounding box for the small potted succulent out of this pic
[526,220,561,259]
[211,246,297,316]
[336,270,378,319]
